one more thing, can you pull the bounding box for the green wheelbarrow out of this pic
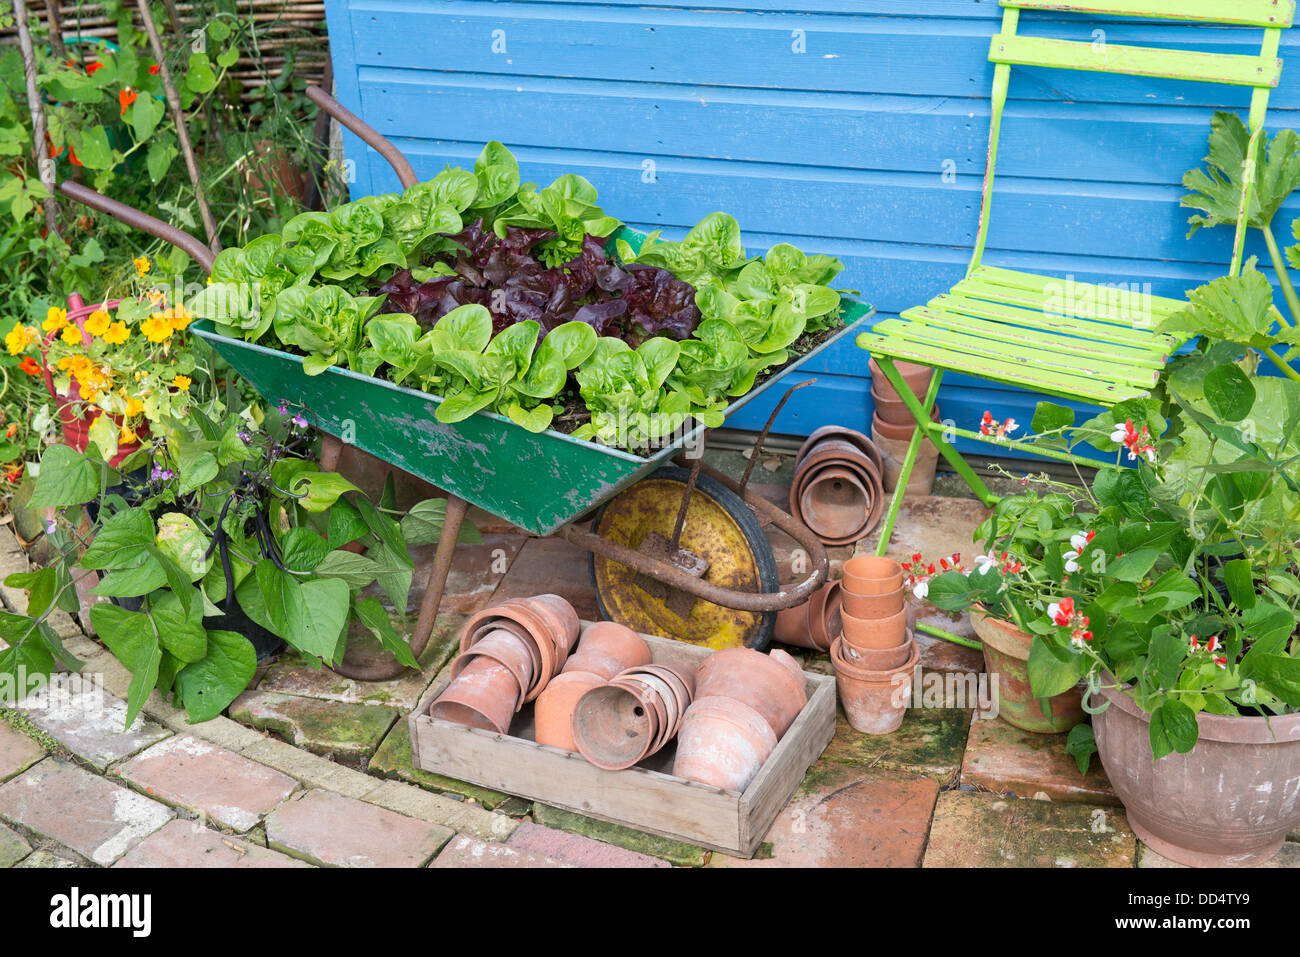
[58,86,874,680]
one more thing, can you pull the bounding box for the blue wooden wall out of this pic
[321,0,1300,452]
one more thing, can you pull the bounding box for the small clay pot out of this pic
[869,357,935,400]
[842,555,904,595]
[572,683,658,770]
[526,594,581,656]
[634,663,696,720]
[535,671,605,751]
[831,636,919,735]
[841,628,914,671]
[562,649,625,680]
[775,579,840,652]
[673,695,778,792]
[871,424,941,496]
[695,647,807,739]
[774,601,813,647]
[841,586,904,620]
[450,628,536,707]
[461,598,572,702]
[795,425,885,479]
[797,466,874,545]
[842,605,908,650]
[574,621,652,670]
[769,648,805,685]
[870,386,923,427]
[870,406,941,441]
[430,657,521,733]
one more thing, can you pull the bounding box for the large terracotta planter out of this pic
[1093,680,1300,867]
[970,608,1084,734]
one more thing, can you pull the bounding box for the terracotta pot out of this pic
[795,425,884,480]
[872,427,941,496]
[831,636,918,735]
[695,647,807,739]
[841,628,914,671]
[534,671,604,751]
[450,629,536,706]
[841,605,908,650]
[613,676,668,749]
[572,683,657,770]
[618,671,680,752]
[769,648,805,685]
[871,406,941,441]
[819,582,843,653]
[841,586,904,620]
[461,596,578,702]
[970,608,1084,734]
[774,579,841,652]
[574,621,651,670]
[561,649,626,681]
[870,357,934,400]
[634,663,696,718]
[842,555,903,595]
[870,386,926,427]
[430,657,521,733]
[672,695,778,792]
[796,465,876,545]
[1093,678,1300,867]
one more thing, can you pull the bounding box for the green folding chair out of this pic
[857,0,1294,558]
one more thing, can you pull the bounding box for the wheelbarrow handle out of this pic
[305,85,418,190]
[57,181,217,273]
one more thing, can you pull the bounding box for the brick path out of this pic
[2,457,1297,868]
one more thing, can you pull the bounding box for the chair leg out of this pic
[874,359,999,508]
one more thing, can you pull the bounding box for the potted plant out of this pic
[0,394,456,729]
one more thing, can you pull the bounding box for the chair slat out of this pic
[971,266,1187,318]
[899,305,1169,369]
[877,317,1161,390]
[1000,0,1295,29]
[860,332,1149,404]
[990,35,1282,87]
[944,283,1184,345]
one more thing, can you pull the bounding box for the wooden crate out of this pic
[409,626,836,858]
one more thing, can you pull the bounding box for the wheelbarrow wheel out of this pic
[588,466,779,651]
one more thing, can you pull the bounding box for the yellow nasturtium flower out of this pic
[124,396,145,417]
[133,256,151,278]
[4,324,36,356]
[120,422,137,444]
[171,374,192,391]
[60,323,82,346]
[43,307,69,332]
[84,309,111,338]
[140,315,173,343]
[162,306,192,331]
[102,321,130,345]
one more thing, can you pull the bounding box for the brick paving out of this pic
[2,475,1299,869]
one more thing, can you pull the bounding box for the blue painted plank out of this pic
[355,71,1296,186]
[339,3,1300,108]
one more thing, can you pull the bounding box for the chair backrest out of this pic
[970,0,1296,279]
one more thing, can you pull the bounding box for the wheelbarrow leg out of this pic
[318,433,344,472]
[410,494,470,659]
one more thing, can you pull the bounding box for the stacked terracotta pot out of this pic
[431,594,581,734]
[569,657,699,770]
[772,579,843,652]
[537,620,655,753]
[789,426,886,545]
[831,556,918,735]
[869,357,941,495]
[671,647,808,792]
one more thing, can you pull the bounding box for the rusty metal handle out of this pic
[58,181,218,273]
[306,85,418,190]
[563,460,829,614]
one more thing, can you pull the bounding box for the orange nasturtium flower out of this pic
[102,321,130,345]
[162,306,192,331]
[5,324,36,355]
[18,356,41,377]
[133,255,150,278]
[84,309,112,338]
[140,314,173,343]
[171,374,192,391]
[119,87,138,115]
[43,306,69,332]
